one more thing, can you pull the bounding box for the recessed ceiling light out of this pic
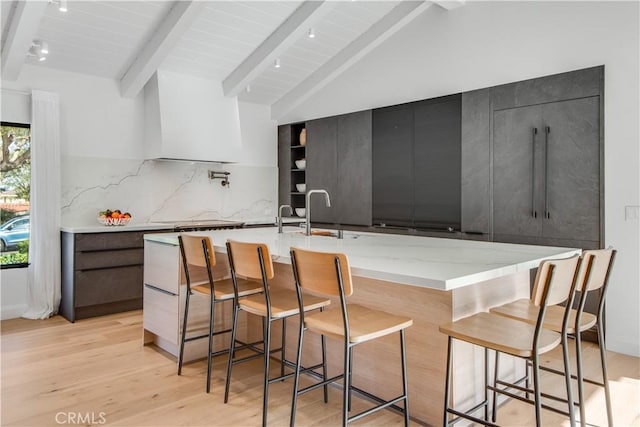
[274,58,281,69]
[308,28,315,39]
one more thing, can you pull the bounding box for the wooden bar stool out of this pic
[490,248,616,426]
[177,235,263,393]
[439,255,582,427]
[223,240,331,427]
[289,247,413,427]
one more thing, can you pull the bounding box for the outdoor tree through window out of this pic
[0,122,31,267]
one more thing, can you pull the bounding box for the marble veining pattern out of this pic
[61,156,277,226]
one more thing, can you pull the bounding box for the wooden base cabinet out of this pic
[60,229,170,322]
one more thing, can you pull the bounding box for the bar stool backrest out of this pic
[289,247,352,297]
[226,240,274,280]
[178,235,216,291]
[531,255,581,308]
[577,248,616,292]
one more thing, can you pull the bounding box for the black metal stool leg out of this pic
[532,354,542,427]
[443,336,453,427]
[561,333,576,426]
[597,321,614,427]
[178,292,191,375]
[342,341,351,427]
[348,347,353,411]
[400,329,410,427]
[290,320,305,427]
[321,333,328,403]
[281,317,286,379]
[262,317,272,427]
[491,350,500,422]
[575,330,586,427]
[206,295,215,393]
[224,304,239,403]
[484,347,489,421]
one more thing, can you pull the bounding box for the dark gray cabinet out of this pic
[461,88,491,238]
[60,229,170,322]
[413,96,461,229]
[372,105,414,227]
[306,111,372,226]
[493,96,600,248]
[306,117,337,223]
[277,125,291,209]
[336,111,372,226]
[373,94,462,230]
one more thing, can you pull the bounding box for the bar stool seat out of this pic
[306,303,413,344]
[239,288,330,318]
[190,277,265,300]
[490,299,597,334]
[440,312,561,357]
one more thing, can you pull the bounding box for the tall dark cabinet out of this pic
[306,110,372,226]
[492,67,603,249]
[372,94,462,230]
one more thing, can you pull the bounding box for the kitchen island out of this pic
[143,227,579,425]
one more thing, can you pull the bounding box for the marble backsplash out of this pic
[61,156,277,226]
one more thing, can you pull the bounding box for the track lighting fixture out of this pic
[274,58,281,68]
[308,28,315,39]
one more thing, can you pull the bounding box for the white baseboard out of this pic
[1,304,27,320]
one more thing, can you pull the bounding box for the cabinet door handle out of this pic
[531,127,538,218]
[544,126,550,219]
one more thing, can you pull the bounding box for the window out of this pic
[1,122,31,268]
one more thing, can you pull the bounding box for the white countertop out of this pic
[61,223,175,233]
[60,217,305,233]
[144,227,580,291]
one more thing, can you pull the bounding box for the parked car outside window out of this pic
[0,215,30,252]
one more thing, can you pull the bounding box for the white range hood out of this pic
[144,70,241,163]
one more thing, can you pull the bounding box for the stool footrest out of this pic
[446,406,497,427]
[297,374,344,396]
[349,394,407,423]
[488,384,575,417]
[448,400,490,426]
[183,327,233,343]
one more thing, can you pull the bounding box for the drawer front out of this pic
[75,231,146,251]
[143,285,179,345]
[75,248,144,270]
[144,241,180,294]
[74,265,143,307]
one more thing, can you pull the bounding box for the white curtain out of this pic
[22,90,61,319]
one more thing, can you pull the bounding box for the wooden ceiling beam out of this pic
[271,1,434,120]
[1,0,48,81]
[222,1,335,98]
[120,1,205,99]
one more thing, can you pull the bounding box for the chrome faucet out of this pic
[278,204,292,233]
[305,189,331,236]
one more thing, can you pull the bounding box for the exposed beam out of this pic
[1,0,48,82]
[432,0,466,11]
[271,1,432,120]
[222,1,335,98]
[120,1,205,99]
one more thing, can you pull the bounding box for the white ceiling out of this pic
[1,0,463,117]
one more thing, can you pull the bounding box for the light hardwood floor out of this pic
[1,311,638,426]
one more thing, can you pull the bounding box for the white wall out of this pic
[1,66,277,319]
[279,1,640,356]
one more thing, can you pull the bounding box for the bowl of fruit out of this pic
[98,209,132,226]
